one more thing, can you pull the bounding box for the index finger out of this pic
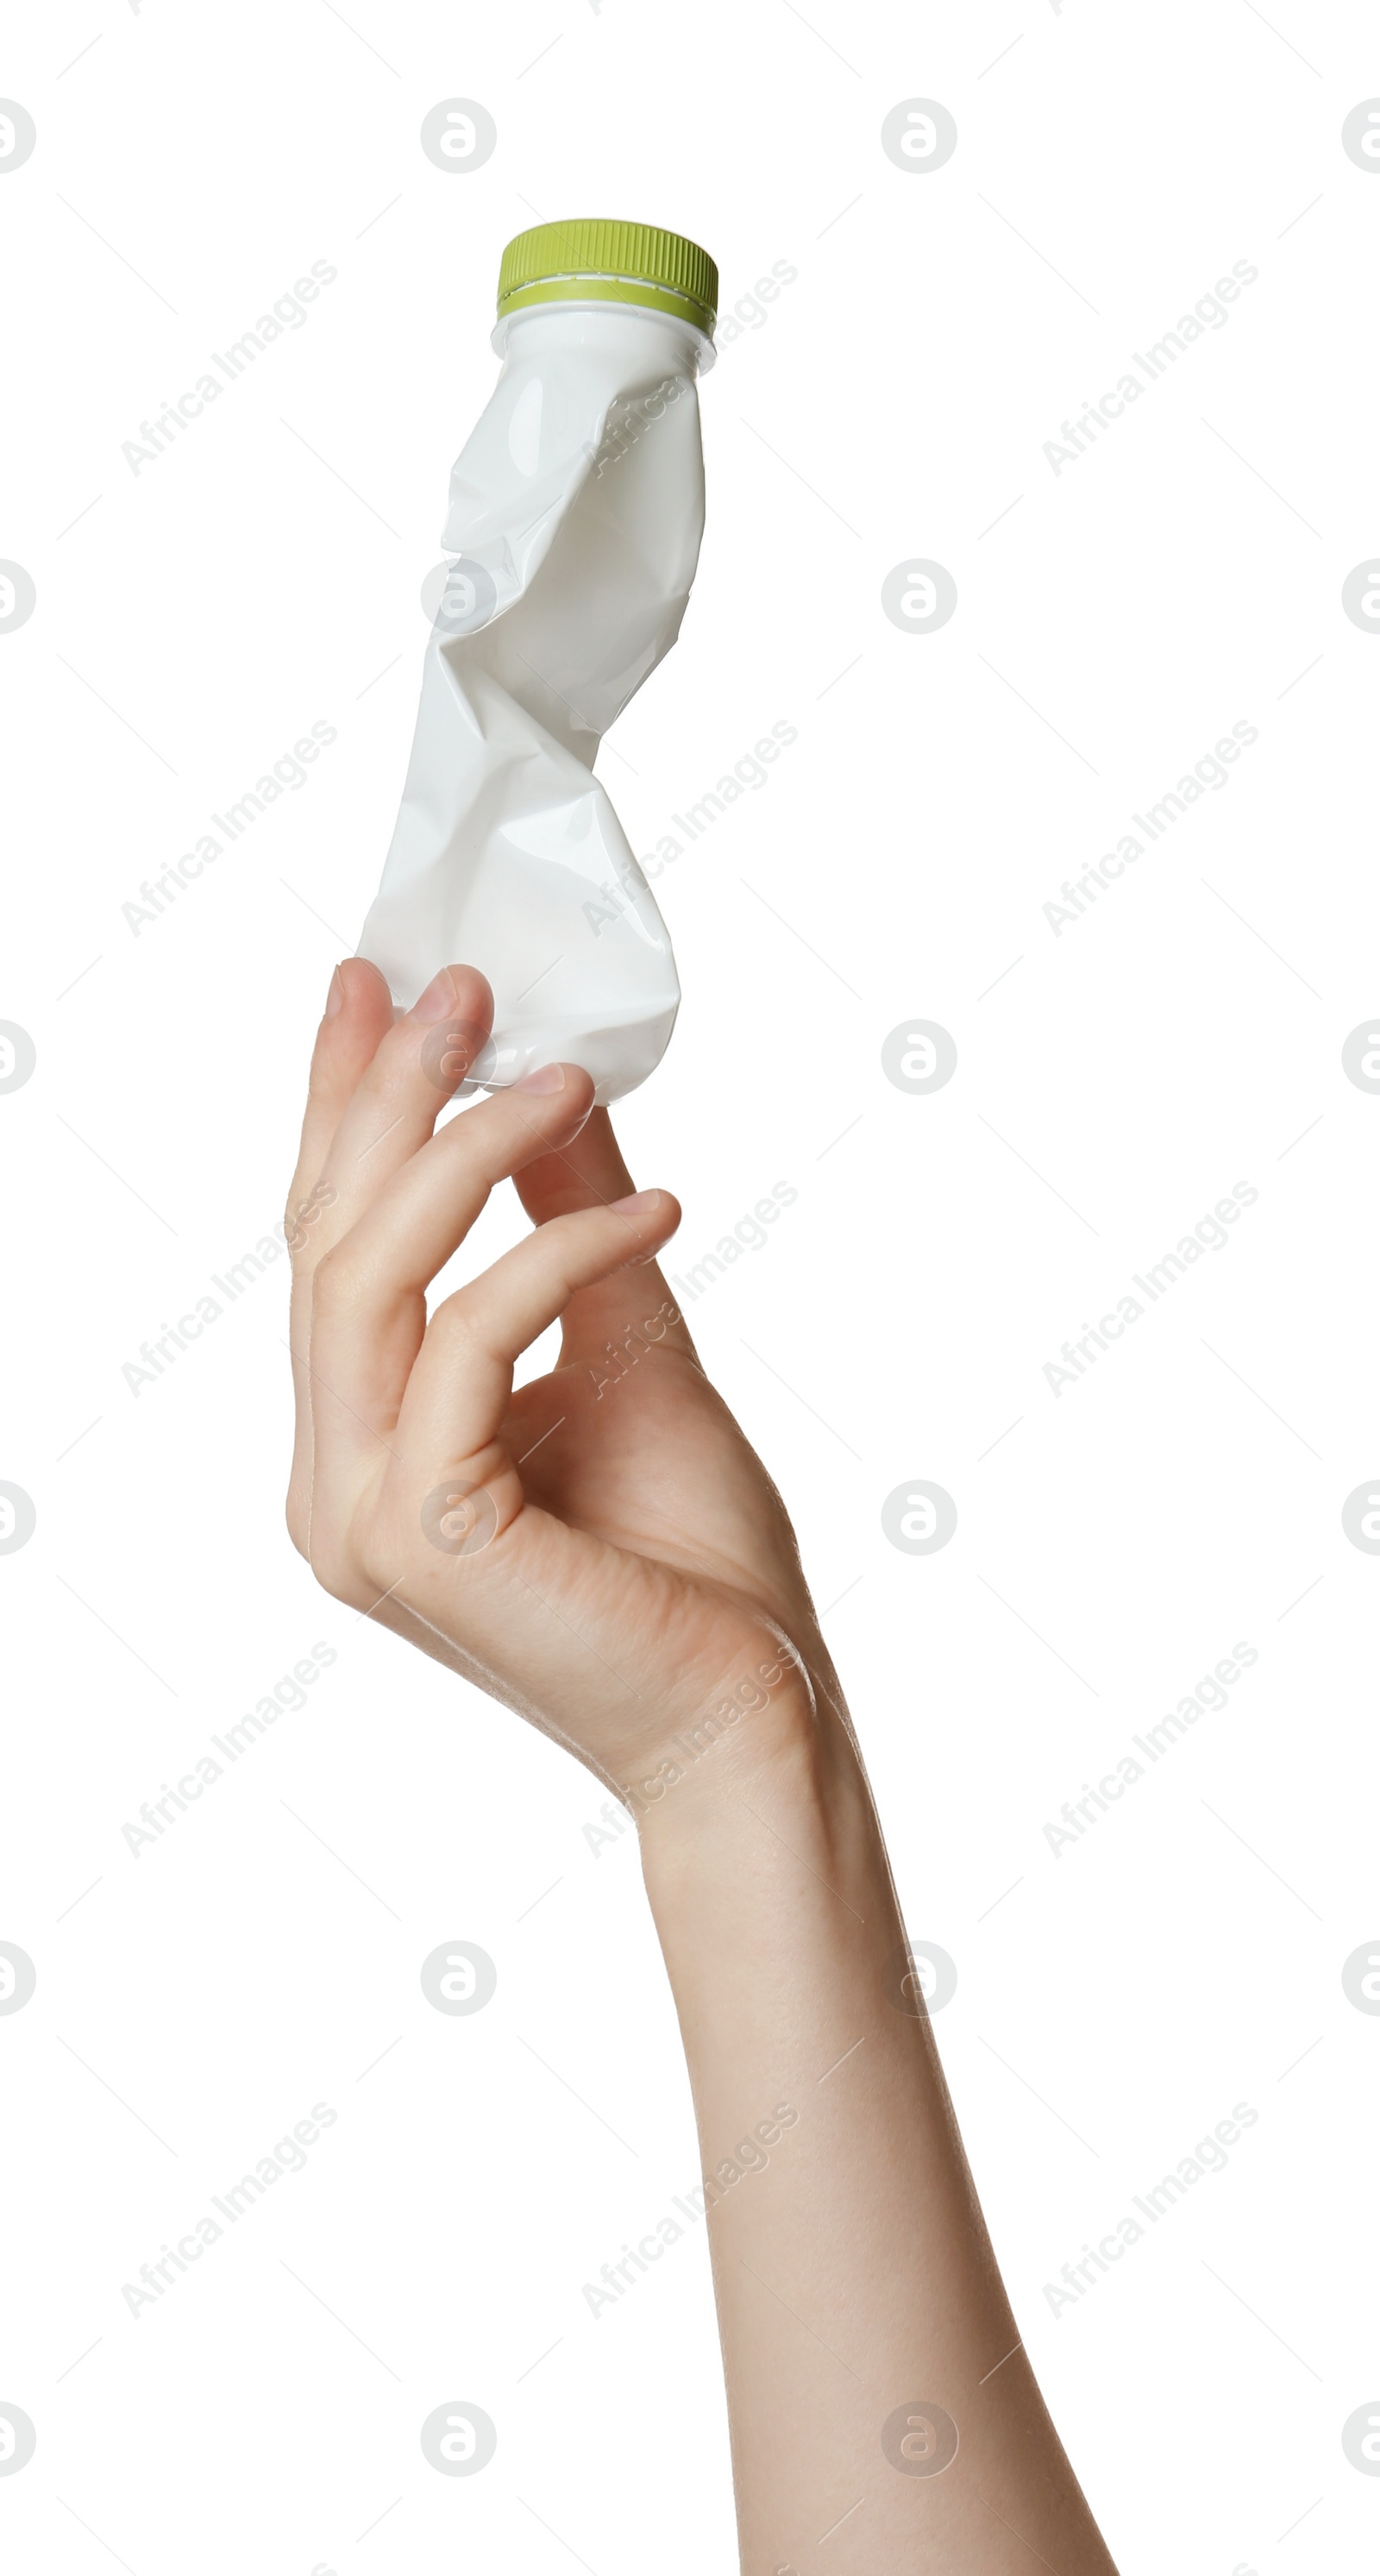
[285,957,394,1227]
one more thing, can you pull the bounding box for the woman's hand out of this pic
[285,959,1121,2576]
[285,960,822,1806]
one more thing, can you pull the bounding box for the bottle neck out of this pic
[491,298,715,374]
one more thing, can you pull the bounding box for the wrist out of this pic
[634,1668,907,2102]
[632,1662,875,1888]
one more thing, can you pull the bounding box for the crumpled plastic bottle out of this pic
[357,219,718,1103]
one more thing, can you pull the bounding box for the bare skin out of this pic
[285,957,1120,2574]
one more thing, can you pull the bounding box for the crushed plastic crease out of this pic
[357,305,709,1103]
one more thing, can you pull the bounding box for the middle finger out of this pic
[310,963,495,1262]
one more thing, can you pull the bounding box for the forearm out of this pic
[638,1687,1119,2574]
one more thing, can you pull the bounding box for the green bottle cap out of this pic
[496,219,718,337]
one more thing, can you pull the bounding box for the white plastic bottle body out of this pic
[357,300,714,1104]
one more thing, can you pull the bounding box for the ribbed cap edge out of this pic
[497,220,718,328]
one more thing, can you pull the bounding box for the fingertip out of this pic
[339,957,393,1007]
[562,1061,599,1121]
[315,957,392,1049]
[318,958,393,1052]
[446,964,495,1034]
[513,1060,596,1102]
[293,959,397,1197]
[611,1187,681,1241]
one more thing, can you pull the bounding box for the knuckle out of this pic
[305,1530,363,1607]
[360,1038,416,1110]
[310,1242,354,1311]
[302,1490,386,1612]
[284,1178,341,1260]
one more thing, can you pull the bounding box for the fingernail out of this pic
[514,1064,567,1094]
[410,967,457,1022]
[324,965,345,1018]
[611,1189,662,1214]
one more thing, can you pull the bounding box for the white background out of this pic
[2,2,1378,2569]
